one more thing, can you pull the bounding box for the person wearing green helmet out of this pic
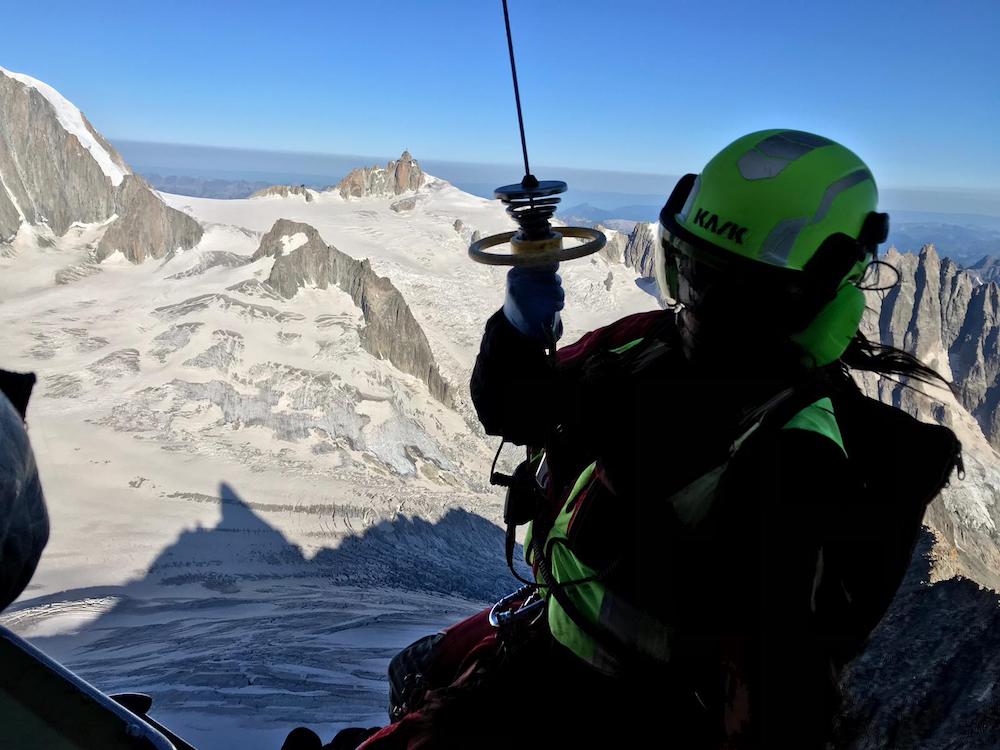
[315,131,963,750]
[656,128,889,370]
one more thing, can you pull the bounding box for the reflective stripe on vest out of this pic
[528,395,846,674]
[527,461,672,673]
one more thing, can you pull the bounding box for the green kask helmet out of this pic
[656,129,889,367]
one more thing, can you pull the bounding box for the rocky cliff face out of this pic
[855,245,1000,612]
[969,254,1000,284]
[804,245,1000,747]
[874,245,1000,452]
[597,224,625,264]
[334,151,424,199]
[836,528,1000,749]
[250,185,315,202]
[253,219,452,405]
[622,221,657,279]
[96,175,204,263]
[0,68,201,261]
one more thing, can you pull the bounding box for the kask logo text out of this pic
[693,208,748,245]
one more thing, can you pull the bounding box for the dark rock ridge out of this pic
[252,219,452,406]
[334,151,424,199]
[250,185,314,202]
[875,245,1000,451]
[836,529,1000,750]
[597,224,625,264]
[0,69,201,261]
[622,221,656,279]
[968,254,1000,284]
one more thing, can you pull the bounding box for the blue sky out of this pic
[4,0,998,190]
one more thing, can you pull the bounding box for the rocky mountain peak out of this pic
[0,68,201,262]
[250,185,314,202]
[253,219,452,405]
[968,254,1000,284]
[334,151,424,199]
[622,222,656,279]
[873,247,1000,450]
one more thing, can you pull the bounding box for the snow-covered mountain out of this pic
[0,67,201,264]
[3,67,1000,749]
[0,69,657,747]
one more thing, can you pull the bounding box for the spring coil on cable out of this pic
[501,193,561,241]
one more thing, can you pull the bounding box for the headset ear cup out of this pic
[802,233,866,308]
[791,284,866,367]
[861,211,889,246]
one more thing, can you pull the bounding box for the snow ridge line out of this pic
[0,66,128,187]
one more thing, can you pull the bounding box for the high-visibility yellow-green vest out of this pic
[525,374,845,675]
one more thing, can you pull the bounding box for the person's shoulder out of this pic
[831,386,962,484]
[557,310,674,367]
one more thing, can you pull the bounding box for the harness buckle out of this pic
[489,586,546,633]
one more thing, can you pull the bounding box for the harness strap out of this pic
[534,373,843,673]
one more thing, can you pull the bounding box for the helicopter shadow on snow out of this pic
[11,482,523,733]
[10,488,1000,744]
[135,481,522,602]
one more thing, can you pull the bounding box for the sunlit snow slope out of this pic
[0,174,657,748]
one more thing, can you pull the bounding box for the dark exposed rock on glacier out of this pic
[334,151,424,199]
[42,374,83,399]
[102,362,452,476]
[183,330,244,373]
[390,197,417,212]
[225,279,283,301]
[167,250,248,280]
[150,322,204,363]
[87,349,140,383]
[0,69,202,261]
[250,185,314,202]
[253,219,452,406]
[153,294,305,324]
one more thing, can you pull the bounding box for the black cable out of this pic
[501,0,534,183]
[489,438,507,486]
[857,259,900,292]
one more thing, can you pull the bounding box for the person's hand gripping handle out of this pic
[502,263,564,345]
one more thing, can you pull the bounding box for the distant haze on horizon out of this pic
[3,1,997,194]
[115,139,1000,221]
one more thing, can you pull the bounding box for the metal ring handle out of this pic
[468,226,607,266]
